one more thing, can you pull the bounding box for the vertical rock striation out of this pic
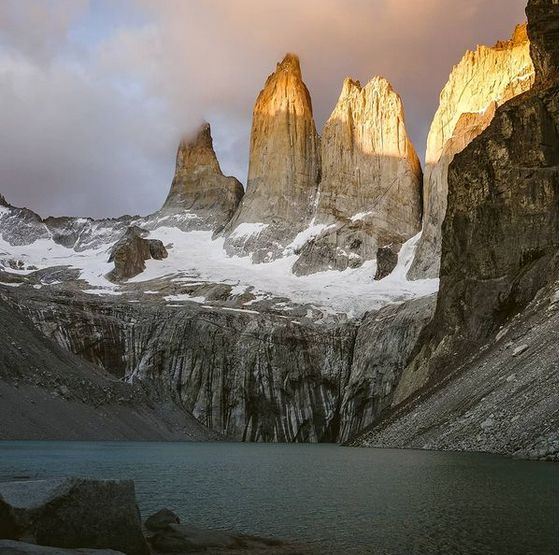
[352,0,558,458]
[408,24,535,279]
[161,123,244,232]
[293,77,422,275]
[223,54,321,262]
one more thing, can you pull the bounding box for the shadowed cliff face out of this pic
[223,54,321,262]
[0,295,217,441]
[348,0,558,459]
[162,123,244,233]
[2,280,436,443]
[408,23,535,280]
[378,0,558,414]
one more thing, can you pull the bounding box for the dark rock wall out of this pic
[10,288,433,443]
[363,0,559,438]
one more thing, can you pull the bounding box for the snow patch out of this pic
[229,222,268,240]
[351,211,373,222]
[284,219,332,254]
[163,294,207,304]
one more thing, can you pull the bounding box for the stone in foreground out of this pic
[143,509,294,553]
[0,479,149,555]
[0,540,124,554]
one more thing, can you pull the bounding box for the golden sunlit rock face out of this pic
[224,53,321,261]
[319,76,421,229]
[292,76,422,275]
[408,24,535,280]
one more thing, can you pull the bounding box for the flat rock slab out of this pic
[0,540,124,554]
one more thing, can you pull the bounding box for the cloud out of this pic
[0,0,528,217]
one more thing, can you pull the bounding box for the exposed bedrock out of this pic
[108,226,167,281]
[8,288,434,444]
[338,295,436,443]
[408,23,535,279]
[351,0,559,458]
[161,123,244,233]
[223,54,321,262]
[293,76,422,275]
[350,284,559,459]
[0,294,216,441]
[397,0,558,404]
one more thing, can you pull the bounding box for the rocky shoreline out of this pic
[0,478,309,555]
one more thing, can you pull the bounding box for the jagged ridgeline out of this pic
[222,53,422,274]
[0,0,557,458]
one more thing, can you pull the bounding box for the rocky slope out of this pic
[349,284,558,459]
[0,293,217,441]
[161,123,244,232]
[3,281,435,443]
[293,77,422,275]
[408,23,535,279]
[0,0,556,458]
[352,0,558,458]
[223,54,321,262]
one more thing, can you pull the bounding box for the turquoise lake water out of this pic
[0,441,557,554]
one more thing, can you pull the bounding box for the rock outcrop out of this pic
[339,294,436,442]
[352,0,558,458]
[293,77,422,275]
[223,54,321,262]
[0,479,149,555]
[161,123,244,232]
[108,226,167,281]
[0,295,216,441]
[143,509,295,553]
[408,23,535,279]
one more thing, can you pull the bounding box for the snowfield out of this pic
[0,225,438,318]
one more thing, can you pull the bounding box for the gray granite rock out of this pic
[0,479,149,555]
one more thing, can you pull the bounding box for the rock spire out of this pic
[161,122,244,232]
[293,75,422,275]
[223,53,321,262]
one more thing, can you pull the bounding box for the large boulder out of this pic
[143,510,288,553]
[108,226,167,281]
[0,479,149,555]
[144,509,180,532]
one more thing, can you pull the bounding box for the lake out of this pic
[0,441,557,554]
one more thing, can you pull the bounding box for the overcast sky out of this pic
[0,0,528,218]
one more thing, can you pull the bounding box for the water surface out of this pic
[0,442,556,554]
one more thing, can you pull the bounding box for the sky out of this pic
[0,0,528,218]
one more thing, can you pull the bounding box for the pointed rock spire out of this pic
[223,53,321,262]
[161,122,244,232]
[174,122,222,175]
[292,75,422,275]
